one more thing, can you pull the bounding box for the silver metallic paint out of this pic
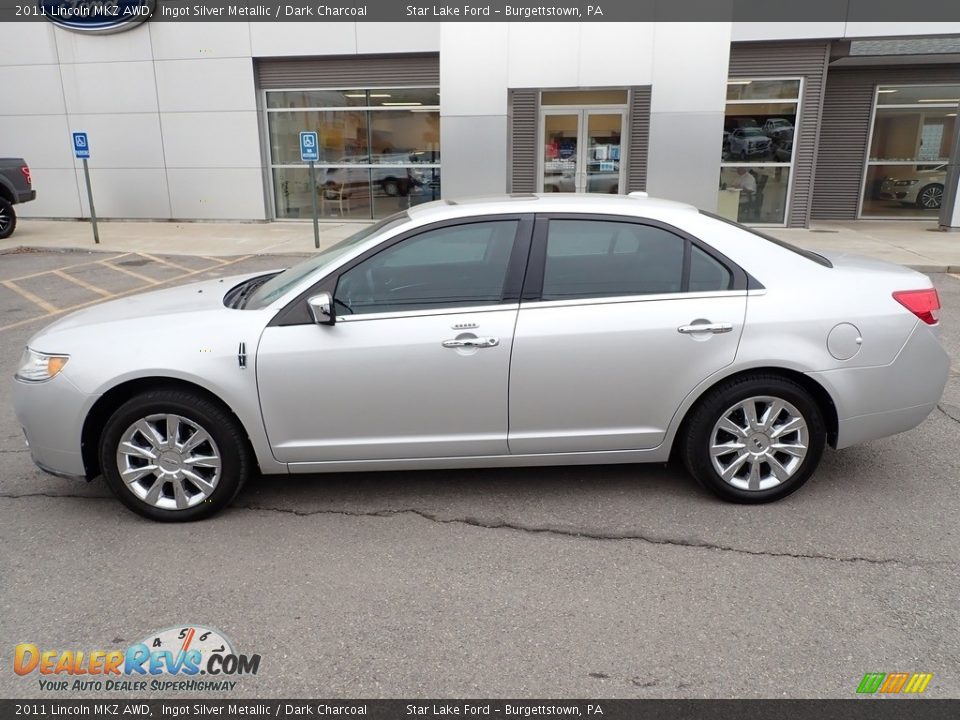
[11,194,950,484]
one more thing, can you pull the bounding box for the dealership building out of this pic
[2,20,960,228]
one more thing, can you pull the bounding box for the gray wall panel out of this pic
[508,90,538,193]
[441,115,508,198]
[647,111,727,211]
[812,65,960,220]
[627,86,651,192]
[255,55,439,89]
[729,41,831,227]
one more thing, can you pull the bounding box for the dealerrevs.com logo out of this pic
[14,625,261,693]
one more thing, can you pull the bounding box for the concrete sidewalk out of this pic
[4,217,960,271]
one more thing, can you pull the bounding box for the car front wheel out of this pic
[99,389,252,521]
[680,375,826,503]
[916,183,944,210]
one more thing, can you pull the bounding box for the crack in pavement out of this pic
[0,492,951,569]
[0,492,111,501]
[235,503,941,568]
[938,403,960,424]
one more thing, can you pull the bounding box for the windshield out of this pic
[244,212,410,309]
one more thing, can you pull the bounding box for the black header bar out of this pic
[4,0,960,23]
[2,699,960,720]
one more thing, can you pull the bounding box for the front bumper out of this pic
[11,372,96,479]
[808,322,950,450]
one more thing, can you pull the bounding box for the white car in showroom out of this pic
[878,165,946,210]
[12,194,949,521]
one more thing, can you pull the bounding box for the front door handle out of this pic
[442,337,499,349]
[677,322,733,335]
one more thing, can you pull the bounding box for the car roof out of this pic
[405,193,699,223]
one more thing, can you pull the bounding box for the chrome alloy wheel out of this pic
[919,185,943,209]
[709,396,809,492]
[116,413,222,510]
[0,206,11,234]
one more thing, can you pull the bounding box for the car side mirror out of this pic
[307,292,335,325]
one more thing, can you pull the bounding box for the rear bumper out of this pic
[15,189,36,204]
[807,322,950,450]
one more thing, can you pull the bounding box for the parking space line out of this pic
[6,252,132,283]
[1,280,59,314]
[52,270,115,298]
[0,254,255,334]
[138,253,201,273]
[949,273,960,281]
[100,261,162,285]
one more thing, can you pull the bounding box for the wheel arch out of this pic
[668,366,839,460]
[81,376,260,479]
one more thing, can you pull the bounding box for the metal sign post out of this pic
[72,132,99,244]
[300,131,320,249]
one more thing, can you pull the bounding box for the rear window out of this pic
[700,211,832,268]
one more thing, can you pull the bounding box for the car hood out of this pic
[31,271,274,338]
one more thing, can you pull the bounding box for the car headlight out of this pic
[893,179,919,186]
[15,348,69,382]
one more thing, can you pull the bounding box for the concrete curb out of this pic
[1,244,312,259]
[4,244,959,273]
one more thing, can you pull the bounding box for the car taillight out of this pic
[21,166,31,185]
[893,288,941,325]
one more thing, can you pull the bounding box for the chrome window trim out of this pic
[519,290,748,311]
[337,303,521,323]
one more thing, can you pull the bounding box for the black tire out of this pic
[381,178,401,197]
[679,374,826,504]
[0,197,16,240]
[99,389,252,521]
[915,183,944,210]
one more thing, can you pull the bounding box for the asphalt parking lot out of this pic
[0,249,958,699]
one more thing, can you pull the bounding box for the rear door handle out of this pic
[442,337,500,348]
[677,322,733,335]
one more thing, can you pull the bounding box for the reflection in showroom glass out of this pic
[718,166,791,225]
[272,166,441,221]
[861,84,957,218]
[265,88,440,219]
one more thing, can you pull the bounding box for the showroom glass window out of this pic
[265,88,440,220]
[718,79,801,226]
[861,85,959,219]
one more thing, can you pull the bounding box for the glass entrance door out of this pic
[541,109,625,194]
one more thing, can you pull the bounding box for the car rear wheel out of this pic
[381,178,404,197]
[680,375,826,503]
[0,198,16,239]
[99,389,252,521]
[916,183,944,210]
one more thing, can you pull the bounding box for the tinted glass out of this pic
[542,220,685,299]
[245,214,410,309]
[689,245,732,292]
[335,221,519,315]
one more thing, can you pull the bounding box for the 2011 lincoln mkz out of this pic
[12,194,950,520]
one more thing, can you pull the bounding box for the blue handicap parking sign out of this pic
[300,131,319,162]
[72,132,90,159]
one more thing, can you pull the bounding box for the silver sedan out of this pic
[12,194,950,520]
